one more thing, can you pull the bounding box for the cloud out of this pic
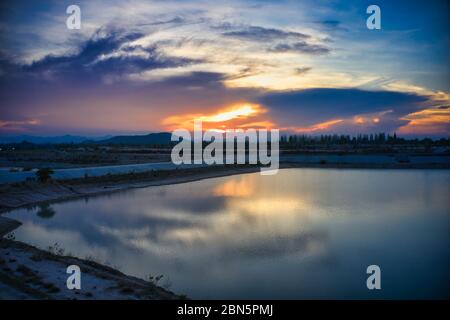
[295,67,312,75]
[0,1,448,137]
[0,55,20,76]
[257,88,430,133]
[16,28,198,83]
[290,119,344,133]
[0,58,261,135]
[162,102,270,131]
[314,20,348,32]
[136,16,186,27]
[398,107,450,136]
[319,20,341,28]
[26,29,143,70]
[220,24,331,55]
[270,41,330,55]
[221,25,309,41]
[0,118,40,132]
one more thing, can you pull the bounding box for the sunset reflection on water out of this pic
[7,169,450,299]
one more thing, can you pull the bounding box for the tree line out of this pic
[279,133,450,146]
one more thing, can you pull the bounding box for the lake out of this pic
[6,168,450,299]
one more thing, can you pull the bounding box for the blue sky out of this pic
[0,0,448,137]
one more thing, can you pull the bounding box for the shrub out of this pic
[36,168,54,182]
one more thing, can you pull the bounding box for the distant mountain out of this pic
[0,135,111,144]
[85,132,173,145]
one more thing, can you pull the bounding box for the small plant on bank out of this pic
[47,242,65,256]
[147,274,164,285]
[36,168,54,183]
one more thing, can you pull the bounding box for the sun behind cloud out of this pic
[161,103,274,131]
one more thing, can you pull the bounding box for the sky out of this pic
[0,0,449,137]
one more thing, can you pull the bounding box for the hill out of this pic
[85,132,173,145]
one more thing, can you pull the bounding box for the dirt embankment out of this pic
[0,165,260,214]
[0,239,182,299]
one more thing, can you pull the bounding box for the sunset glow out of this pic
[1,0,450,303]
[0,0,448,138]
[290,119,344,133]
[399,107,450,135]
[162,103,269,131]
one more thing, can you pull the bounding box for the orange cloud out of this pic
[237,120,276,129]
[161,103,273,131]
[288,119,344,133]
[0,119,40,132]
[398,107,450,135]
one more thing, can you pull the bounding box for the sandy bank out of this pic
[0,239,181,299]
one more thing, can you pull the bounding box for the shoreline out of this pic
[2,153,449,184]
[0,165,261,215]
[1,162,449,215]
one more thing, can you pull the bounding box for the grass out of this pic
[16,264,36,277]
[15,264,60,294]
[147,274,164,285]
[47,242,65,256]
[0,270,49,299]
[42,282,60,293]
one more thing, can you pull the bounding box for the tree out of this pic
[36,168,54,183]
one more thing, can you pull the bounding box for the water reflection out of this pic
[36,203,56,219]
[6,169,450,299]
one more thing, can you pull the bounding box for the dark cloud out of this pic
[91,47,194,76]
[320,20,341,28]
[2,28,198,84]
[0,29,199,87]
[136,16,185,26]
[0,61,260,135]
[0,55,20,75]
[307,19,348,36]
[222,25,309,41]
[270,41,330,55]
[315,20,348,32]
[295,67,312,75]
[258,88,428,128]
[25,30,143,71]
[219,24,331,55]
[158,71,226,89]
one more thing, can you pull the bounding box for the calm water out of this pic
[6,169,450,299]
